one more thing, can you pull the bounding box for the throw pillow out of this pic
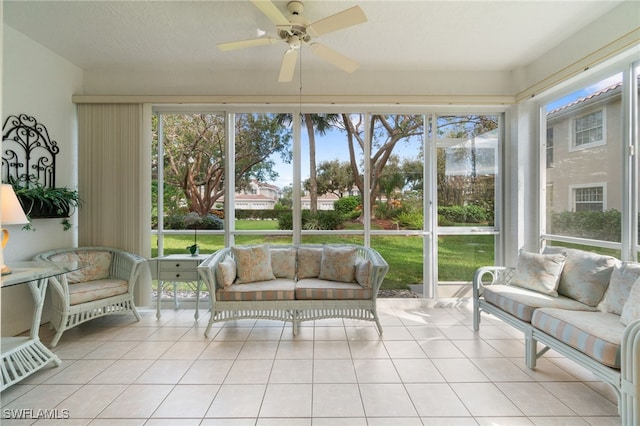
[232,244,276,284]
[216,256,237,288]
[602,262,640,315]
[318,246,357,283]
[297,247,323,279]
[50,250,112,284]
[511,250,567,296]
[543,246,617,307]
[620,276,640,326]
[270,247,296,279]
[355,257,372,288]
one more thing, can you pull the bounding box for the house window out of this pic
[574,110,603,148]
[574,186,604,212]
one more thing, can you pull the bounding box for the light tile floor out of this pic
[0,298,622,425]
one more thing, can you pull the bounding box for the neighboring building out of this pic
[301,193,340,210]
[545,81,626,214]
[219,180,281,210]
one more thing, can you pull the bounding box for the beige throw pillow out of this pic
[318,246,357,283]
[216,256,237,288]
[512,250,567,296]
[232,244,276,284]
[297,247,323,279]
[620,276,640,326]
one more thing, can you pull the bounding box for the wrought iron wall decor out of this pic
[2,114,59,188]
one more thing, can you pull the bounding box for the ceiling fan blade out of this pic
[217,37,278,52]
[278,49,299,83]
[307,6,367,38]
[250,0,290,26]
[309,43,358,73]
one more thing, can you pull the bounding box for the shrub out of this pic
[438,205,490,224]
[277,210,345,230]
[396,211,423,230]
[334,196,361,215]
[162,212,223,230]
[278,211,293,230]
[316,210,345,230]
[551,209,621,242]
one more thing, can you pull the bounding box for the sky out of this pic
[544,73,623,113]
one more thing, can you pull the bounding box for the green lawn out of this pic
[153,220,495,290]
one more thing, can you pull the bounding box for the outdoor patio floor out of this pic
[0,298,622,425]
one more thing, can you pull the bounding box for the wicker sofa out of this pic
[198,243,389,337]
[34,247,147,347]
[472,247,640,424]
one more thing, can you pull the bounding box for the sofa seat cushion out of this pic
[483,284,598,323]
[216,279,295,302]
[531,308,624,369]
[69,279,128,306]
[295,278,372,300]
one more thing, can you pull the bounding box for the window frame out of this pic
[570,183,606,212]
[571,109,606,150]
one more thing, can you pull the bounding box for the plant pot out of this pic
[18,195,71,218]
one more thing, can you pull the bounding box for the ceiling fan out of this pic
[217,0,367,82]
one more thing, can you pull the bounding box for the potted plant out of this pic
[11,182,83,230]
[183,212,203,255]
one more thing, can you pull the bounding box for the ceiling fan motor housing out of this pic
[287,1,304,15]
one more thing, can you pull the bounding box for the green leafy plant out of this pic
[11,181,83,231]
[183,212,203,255]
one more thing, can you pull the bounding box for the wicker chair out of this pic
[34,247,146,347]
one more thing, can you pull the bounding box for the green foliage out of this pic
[396,211,423,230]
[551,209,621,242]
[278,211,293,230]
[163,213,223,230]
[278,210,346,230]
[235,209,288,220]
[438,205,489,224]
[11,181,82,231]
[333,196,361,215]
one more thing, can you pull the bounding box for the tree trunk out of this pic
[305,115,318,214]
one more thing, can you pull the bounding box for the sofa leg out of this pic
[472,300,480,332]
[525,331,537,369]
[292,320,298,336]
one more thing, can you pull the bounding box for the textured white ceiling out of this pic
[3,0,624,77]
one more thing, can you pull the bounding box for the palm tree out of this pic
[276,113,339,214]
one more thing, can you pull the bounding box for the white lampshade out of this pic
[1,184,29,225]
[1,184,29,274]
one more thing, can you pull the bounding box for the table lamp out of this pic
[1,184,30,275]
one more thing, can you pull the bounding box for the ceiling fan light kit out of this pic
[217,0,367,82]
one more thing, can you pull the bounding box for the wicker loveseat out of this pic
[473,247,640,424]
[198,244,389,337]
[34,246,147,347]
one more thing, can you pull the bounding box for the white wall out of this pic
[513,1,640,98]
[1,25,83,336]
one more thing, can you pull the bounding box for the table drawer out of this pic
[159,260,200,271]
[157,270,199,281]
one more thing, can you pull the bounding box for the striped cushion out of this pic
[483,285,597,323]
[216,279,295,301]
[69,279,128,305]
[295,278,372,300]
[531,308,623,369]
